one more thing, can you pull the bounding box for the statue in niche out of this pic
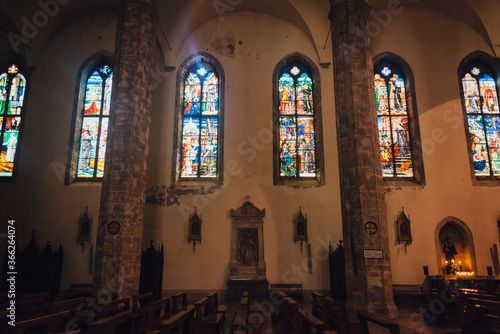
[238,230,258,266]
[443,237,457,262]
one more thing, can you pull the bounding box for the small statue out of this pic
[443,237,457,262]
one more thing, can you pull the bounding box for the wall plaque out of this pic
[107,221,121,235]
[363,249,383,259]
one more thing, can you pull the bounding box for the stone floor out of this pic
[221,302,464,334]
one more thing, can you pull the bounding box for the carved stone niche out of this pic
[77,207,92,253]
[294,207,308,253]
[188,207,202,253]
[396,208,412,245]
[229,200,266,280]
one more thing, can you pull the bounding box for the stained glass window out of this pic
[0,64,26,178]
[76,65,112,179]
[461,66,500,177]
[374,66,414,178]
[180,64,219,179]
[278,66,316,178]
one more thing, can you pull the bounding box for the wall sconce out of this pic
[294,207,308,253]
[77,207,92,253]
[188,207,202,253]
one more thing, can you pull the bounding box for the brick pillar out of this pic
[92,0,157,299]
[329,0,397,319]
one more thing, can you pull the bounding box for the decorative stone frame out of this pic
[457,50,500,184]
[434,216,477,275]
[188,207,202,253]
[294,207,308,253]
[171,52,225,192]
[373,52,425,186]
[395,208,412,245]
[65,51,114,185]
[272,52,325,187]
[0,52,31,183]
[229,200,266,280]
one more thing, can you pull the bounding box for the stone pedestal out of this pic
[329,0,397,319]
[226,279,269,301]
[92,0,157,299]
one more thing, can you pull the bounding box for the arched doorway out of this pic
[434,217,477,275]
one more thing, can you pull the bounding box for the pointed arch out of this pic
[0,53,30,181]
[66,51,114,184]
[373,52,425,184]
[434,216,477,275]
[458,51,500,181]
[172,52,225,190]
[273,52,325,186]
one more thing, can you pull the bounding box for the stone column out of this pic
[92,0,157,299]
[329,0,397,319]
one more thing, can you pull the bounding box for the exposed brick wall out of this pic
[93,0,157,299]
[330,0,397,319]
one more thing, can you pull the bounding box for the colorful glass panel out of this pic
[96,117,108,177]
[180,65,219,180]
[0,74,7,115]
[102,73,113,116]
[388,74,407,115]
[84,71,103,115]
[378,116,394,177]
[468,115,490,175]
[297,117,315,177]
[297,73,313,115]
[77,118,99,177]
[479,74,499,114]
[391,116,413,177]
[200,117,218,177]
[279,116,297,177]
[279,73,295,115]
[8,74,26,115]
[181,118,200,177]
[484,116,500,175]
[184,73,201,116]
[202,73,218,115]
[374,74,389,115]
[374,67,413,178]
[462,73,481,114]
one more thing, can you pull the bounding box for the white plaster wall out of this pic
[144,11,342,291]
[372,8,500,284]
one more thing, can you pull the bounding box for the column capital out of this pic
[329,0,371,22]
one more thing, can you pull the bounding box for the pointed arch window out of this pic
[459,58,500,178]
[174,53,224,188]
[373,54,424,183]
[273,54,324,186]
[67,53,114,184]
[76,65,113,179]
[0,64,27,178]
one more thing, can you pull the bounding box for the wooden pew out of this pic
[311,291,325,319]
[132,292,156,332]
[270,283,303,302]
[207,291,228,315]
[158,304,195,334]
[323,296,359,334]
[280,296,301,334]
[54,290,91,302]
[232,291,250,333]
[49,296,88,314]
[299,308,335,334]
[15,293,50,320]
[95,296,132,320]
[4,310,73,334]
[357,311,400,334]
[171,291,188,314]
[461,297,500,333]
[193,296,224,334]
[88,310,135,334]
[145,297,172,332]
